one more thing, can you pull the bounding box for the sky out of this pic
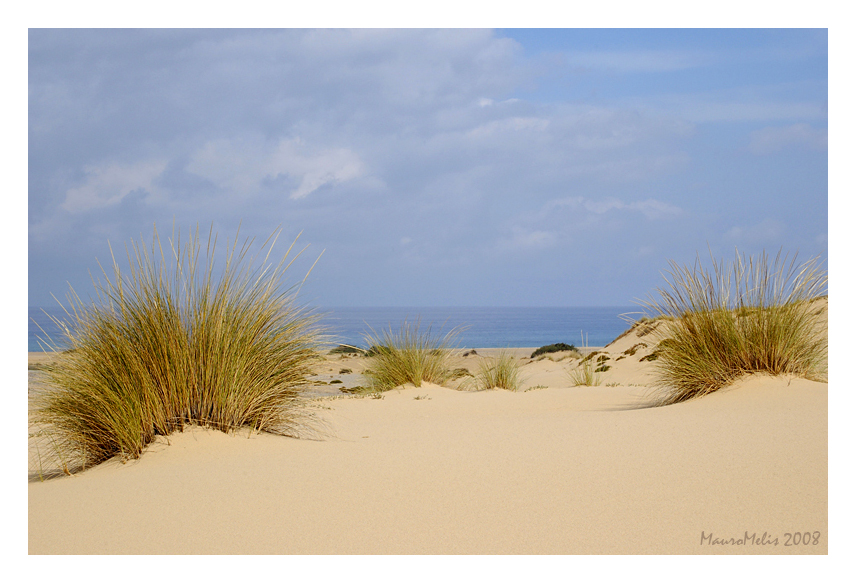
[28,28,828,308]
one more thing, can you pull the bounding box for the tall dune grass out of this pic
[466,352,522,391]
[640,249,827,405]
[361,320,459,392]
[32,225,324,472]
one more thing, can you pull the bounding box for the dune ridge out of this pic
[29,327,827,554]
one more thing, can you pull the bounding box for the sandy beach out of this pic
[27,307,828,555]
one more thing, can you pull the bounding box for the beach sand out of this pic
[27,310,828,554]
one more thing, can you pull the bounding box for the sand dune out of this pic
[28,348,827,554]
[28,298,828,554]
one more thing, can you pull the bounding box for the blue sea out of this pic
[28,305,643,352]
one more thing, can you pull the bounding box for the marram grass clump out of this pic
[31,225,325,473]
[465,352,522,391]
[361,320,459,392]
[641,249,827,405]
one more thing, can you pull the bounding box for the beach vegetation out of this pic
[339,385,372,395]
[31,225,324,473]
[361,320,460,392]
[364,345,389,358]
[568,357,602,386]
[581,351,608,364]
[530,343,577,358]
[465,352,522,391]
[622,343,648,356]
[450,367,473,380]
[640,249,827,405]
[329,344,365,356]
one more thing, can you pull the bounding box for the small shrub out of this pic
[329,344,365,356]
[361,320,460,392]
[622,343,648,356]
[364,345,388,358]
[339,368,352,374]
[531,343,577,359]
[581,351,607,363]
[329,379,342,384]
[640,249,827,405]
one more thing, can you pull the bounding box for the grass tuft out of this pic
[31,224,325,472]
[640,249,827,405]
[361,320,460,392]
[466,352,522,391]
[568,357,602,386]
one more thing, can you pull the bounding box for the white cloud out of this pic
[271,139,364,200]
[587,197,682,219]
[625,199,683,219]
[748,123,828,155]
[724,218,785,245]
[631,83,827,124]
[499,227,557,251]
[465,117,549,140]
[675,100,824,124]
[558,153,690,183]
[186,136,364,200]
[61,159,167,213]
[543,196,682,220]
[564,49,710,74]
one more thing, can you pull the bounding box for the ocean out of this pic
[28,305,643,352]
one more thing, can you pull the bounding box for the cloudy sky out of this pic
[28,28,828,308]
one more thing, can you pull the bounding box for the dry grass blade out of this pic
[639,248,827,405]
[31,224,325,473]
[361,320,460,392]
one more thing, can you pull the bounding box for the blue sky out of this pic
[28,28,828,308]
